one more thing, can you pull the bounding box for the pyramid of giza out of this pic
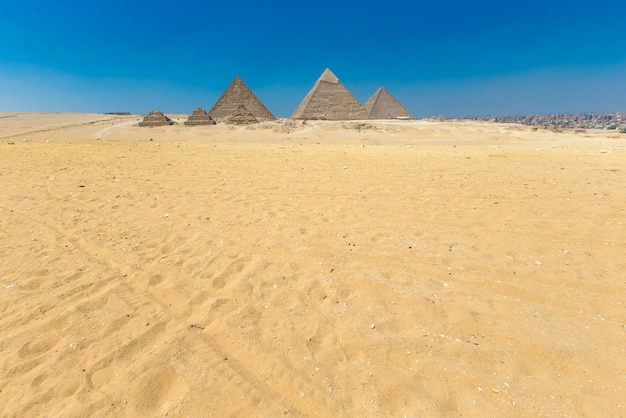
[291,68,370,120]
[138,110,176,126]
[223,104,259,125]
[208,77,275,123]
[364,87,413,119]
[184,108,216,126]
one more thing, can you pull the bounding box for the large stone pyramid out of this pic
[364,87,414,119]
[208,77,275,123]
[184,108,216,126]
[223,104,259,125]
[291,68,370,120]
[139,110,175,127]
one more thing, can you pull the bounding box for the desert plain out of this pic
[0,112,625,416]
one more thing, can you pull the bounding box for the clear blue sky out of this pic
[1,0,624,117]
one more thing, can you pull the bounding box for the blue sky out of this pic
[1,0,624,117]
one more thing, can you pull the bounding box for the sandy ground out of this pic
[0,112,625,417]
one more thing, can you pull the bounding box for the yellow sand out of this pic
[1,113,624,416]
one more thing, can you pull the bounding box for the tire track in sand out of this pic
[0,204,299,415]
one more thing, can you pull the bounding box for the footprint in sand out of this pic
[53,376,80,397]
[130,366,178,413]
[18,338,59,359]
[148,274,163,286]
[90,366,114,389]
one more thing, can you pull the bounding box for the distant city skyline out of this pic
[1,0,624,118]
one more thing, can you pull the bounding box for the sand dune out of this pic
[1,113,625,416]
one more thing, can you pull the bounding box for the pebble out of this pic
[370,324,376,330]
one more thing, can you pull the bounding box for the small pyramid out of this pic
[185,107,216,126]
[223,104,258,125]
[208,77,275,123]
[364,87,414,119]
[139,110,176,126]
[291,68,370,120]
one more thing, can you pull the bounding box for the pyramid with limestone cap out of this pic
[364,87,414,119]
[208,77,275,123]
[291,69,370,120]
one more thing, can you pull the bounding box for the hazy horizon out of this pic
[1,0,624,118]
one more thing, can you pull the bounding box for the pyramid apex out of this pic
[371,87,385,96]
[319,68,339,84]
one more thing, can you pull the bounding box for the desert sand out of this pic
[0,112,624,416]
